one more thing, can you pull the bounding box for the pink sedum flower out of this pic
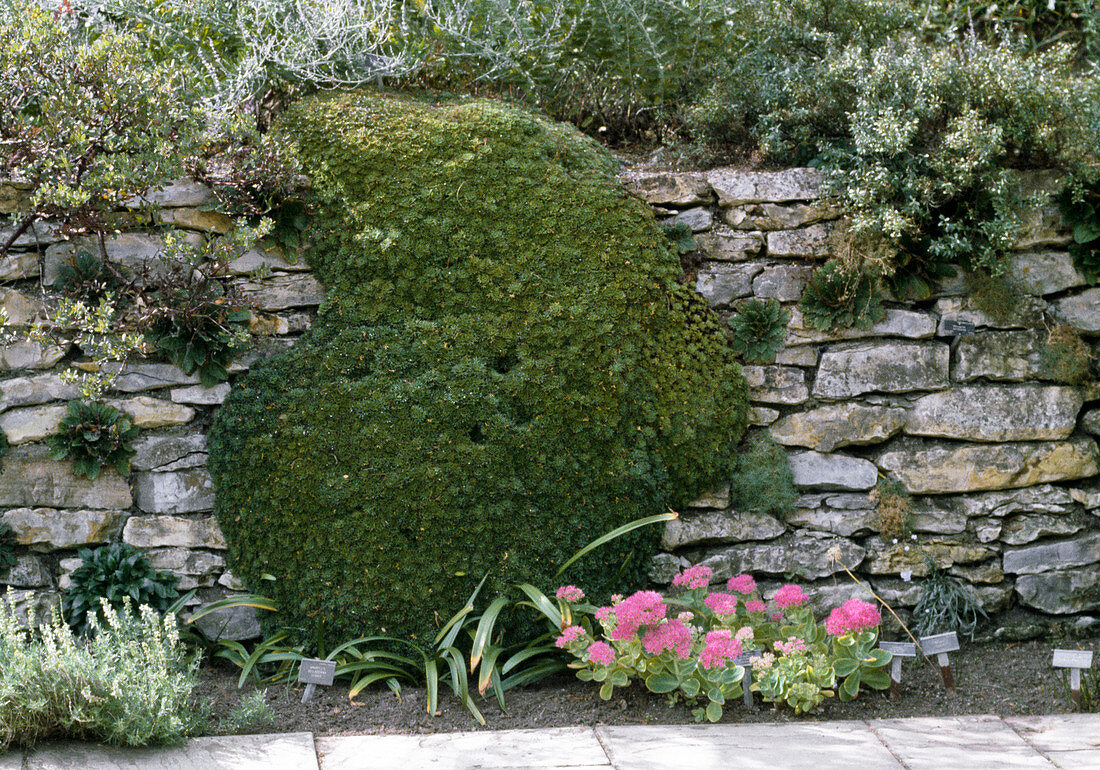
[595,606,613,623]
[734,626,754,643]
[587,641,615,666]
[672,564,713,590]
[555,625,585,648]
[770,613,783,622]
[556,585,585,602]
[825,599,882,636]
[641,619,693,659]
[704,592,739,616]
[699,629,743,669]
[727,574,757,595]
[609,590,667,640]
[773,636,808,656]
[774,583,809,609]
[745,600,766,613]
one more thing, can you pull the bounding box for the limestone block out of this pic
[44,232,203,285]
[957,484,1077,519]
[747,406,780,426]
[123,179,215,208]
[4,590,61,628]
[0,341,68,371]
[973,517,1002,543]
[170,383,231,405]
[131,434,207,471]
[187,602,261,641]
[694,229,763,261]
[0,288,44,326]
[867,579,923,608]
[953,330,1043,382]
[124,514,226,549]
[1006,251,1087,295]
[2,508,124,550]
[770,403,907,452]
[773,345,817,366]
[219,570,247,591]
[0,554,53,588]
[825,493,874,510]
[0,178,32,214]
[698,531,865,580]
[0,373,79,412]
[228,246,309,274]
[949,560,1005,585]
[0,447,132,508]
[235,273,325,311]
[0,251,39,280]
[694,263,762,306]
[1000,514,1087,546]
[105,396,194,429]
[707,167,823,206]
[0,404,66,444]
[813,341,949,399]
[788,451,877,490]
[934,295,1047,333]
[132,469,216,514]
[785,307,937,346]
[649,553,688,584]
[741,365,809,405]
[155,207,233,233]
[666,207,712,232]
[1015,564,1100,614]
[798,581,875,616]
[110,363,201,392]
[909,504,969,535]
[1012,204,1071,251]
[751,265,813,302]
[972,583,1015,614]
[1051,287,1100,332]
[1002,531,1100,574]
[905,385,1082,442]
[723,201,840,230]
[862,537,995,575]
[786,505,877,537]
[620,171,713,206]
[1084,408,1100,436]
[144,547,226,589]
[249,313,290,336]
[877,438,1099,494]
[686,485,731,509]
[661,510,785,550]
[766,224,830,258]
[0,220,61,249]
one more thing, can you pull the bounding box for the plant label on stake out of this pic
[920,632,960,693]
[943,318,976,336]
[298,658,336,704]
[735,651,761,708]
[1052,649,1094,710]
[879,641,917,698]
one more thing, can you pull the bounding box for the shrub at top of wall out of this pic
[208,93,749,645]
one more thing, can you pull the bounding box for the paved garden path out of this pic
[5,714,1098,769]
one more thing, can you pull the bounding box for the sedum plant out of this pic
[799,259,885,331]
[727,298,790,364]
[47,400,139,480]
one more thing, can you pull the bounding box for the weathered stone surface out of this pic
[766,224,830,258]
[44,232,203,285]
[878,438,1100,494]
[907,499,968,534]
[950,560,1005,585]
[1002,532,1100,574]
[0,177,32,214]
[155,207,233,233]
[770,404,907,452]
[773,345,817,367]
[109,363,201,392]
[788,451,877,490]
[1050,287,1100,332]
[694,263,762,306]
[2,508,124,550]
[0,220,61,249]
[0,446,132,508]
[1015,565,1100,614]
[752,265,813,302]
[1000,514,1086,546]
[236,273,325,311]
[649,553,688,584]
[188,603,262,641]
[131,434,207,472]
[106,396,194,429]
[219,570,246,591]
[132,469,216,514]
[170,383,230,405]
[697,532,864,579]
[4,590,61,628]
[249,313,290,336]
[695,229,763,261]
[144,547,226,589]
[667,207,712,232]
[957,484,1077,519]
[814,342,949,399]
[723,201,840,230]
[228,246,308,275]
[863,537,995,575]
[953,330,1043,382]
[747,406,780,425]
[686,485,731,509]
[934,295,1047,333]
[785,308,937,346]
[620,171,713,206]
[661,510,785,550]
[1085,409,1100,436]
[742,365,809,405]
[0,372,79,412]
[786,505,877,537]
[0,341,68,371]
[0,554,53,588]
[0,250,39,281]
[0,404,66,444]
[707,168,823,205]
[826,493,874,510]
[867,579,923,607]
[972,517,1002,542]
[905,385,1082,442]
[0,288,44,326]
[1012,203,1071,251]
[123,179,215,208]
[123,514,226,549]
[1006,251,1088,295]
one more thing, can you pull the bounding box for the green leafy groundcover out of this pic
[208,92,749,644]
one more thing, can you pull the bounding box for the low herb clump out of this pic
[870,476,913,540]
[912,560,988,640]
[1040,324,1096,385]
[728,298,790,364]
[47,400,139,480]
[63,543,180,637]
[729,432,799,519]
[798,260,885,331]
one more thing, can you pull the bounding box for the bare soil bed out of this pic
[195,635,1099,737]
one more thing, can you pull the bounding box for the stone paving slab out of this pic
[22,733,319,770]
[596,722,904,770]
[869,715,1058,770]
[0,751,23,769]
[1005,714,1100,770]
[317,727,610,770]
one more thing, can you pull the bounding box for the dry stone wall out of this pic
[0,165,1097,640]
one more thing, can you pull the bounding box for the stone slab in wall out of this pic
[814,341,949,399]
[0,447,132,509]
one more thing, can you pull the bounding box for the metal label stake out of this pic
[920,632,960,694]
[879,641,917,698]
[298,658,337,704]
[1053,649,1094,711]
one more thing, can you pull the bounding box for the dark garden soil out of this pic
[195,633,1100,737]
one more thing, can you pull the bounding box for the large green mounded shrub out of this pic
[208,93,749,645]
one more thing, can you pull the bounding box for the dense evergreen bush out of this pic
[209,93,749,645]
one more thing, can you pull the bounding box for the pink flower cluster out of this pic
[555,625,585,648]
[726,574,757,595]
[773,636,808,655]
[672,564,713,590]
[703,592,739,616]
[698,630,743,669]
[773,583,808,609]
[745,600,766,613]
[556,585,585,602]
[641,619,693,659]
[825,599,882,636]
[609,590,667,640]
[586,641,615,666]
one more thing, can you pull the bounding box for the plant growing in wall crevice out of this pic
[47,400,139,480]
[727,298,790,364]
[798,259,885,331]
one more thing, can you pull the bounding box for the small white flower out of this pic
[900,569,912,582]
